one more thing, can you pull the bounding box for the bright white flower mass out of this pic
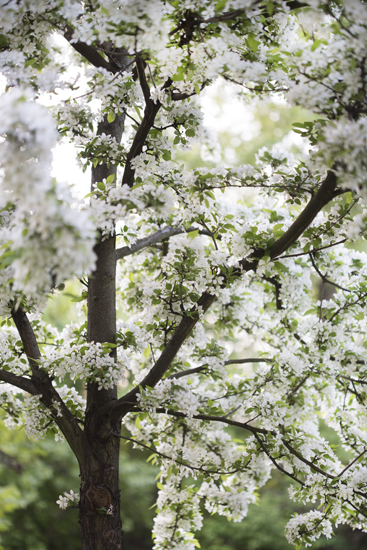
[2,1,367,549]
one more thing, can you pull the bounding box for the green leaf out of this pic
[171,72,185,81]
[273,223,283,233]
[97,181,105,191]
[134,105,142,119]
[247,33,260,53]
[187,230,199,239]
[266,0,274,16]
[0,34,8,49]
[215,0,227,13]
[106,174,115,184]
[107,111,116,123]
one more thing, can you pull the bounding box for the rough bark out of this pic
[79,430,122,550]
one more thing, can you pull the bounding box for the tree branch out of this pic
[64,26,120,74]
[129,407,333,485]
[116,226,185,259]
[167,366,207,380]
[121,56,174,188]
[111,292,216,419]
[269,171,337,259]
[0,368,37,395]
[129,407,274,436]
[121,60,168,188]
[116,226,214,260]
[165,358,271,380]
[113,432,246,475]
[309,251,351,293]
[135,55,151,104]
[111,171,338,420]
[11,307,88,462]
[225,358,272,365]
[253,433,305,486]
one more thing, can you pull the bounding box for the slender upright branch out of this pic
[122,62,172,188]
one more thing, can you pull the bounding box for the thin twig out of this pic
[338,448,367,478]
[113,432,247,475]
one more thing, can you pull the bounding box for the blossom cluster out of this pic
[56,490,79,510]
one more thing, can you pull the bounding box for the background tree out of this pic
[1,1,367,549]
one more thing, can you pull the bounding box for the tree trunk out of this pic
[79,424,122,550]
[80,113,125,549]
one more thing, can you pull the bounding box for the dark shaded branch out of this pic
[163,408,337,482]
[112,292,216,419]
[309,251,351,293]
[11,307,88,462]
[254,433,305,486]
[286,374,310,403]
[282,440,335,480]
[225,358,272,365]
[64,27,120,74]
[201,9,246,23]
[264,276,283,310]
[0,368,37,395]
[135,55,151,104]
[268,171,337,259]
[238,171,337,271]
[337,448,367,478]
[12,307,41,373]
[121,65,172,188]
[166,358,271,380]
[128,407,273,436]
[339,375,367,386]
[280,238,347,259]
[167,366,207,380]
[127,406,339,484]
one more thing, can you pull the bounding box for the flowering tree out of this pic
[1,0,367,548]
